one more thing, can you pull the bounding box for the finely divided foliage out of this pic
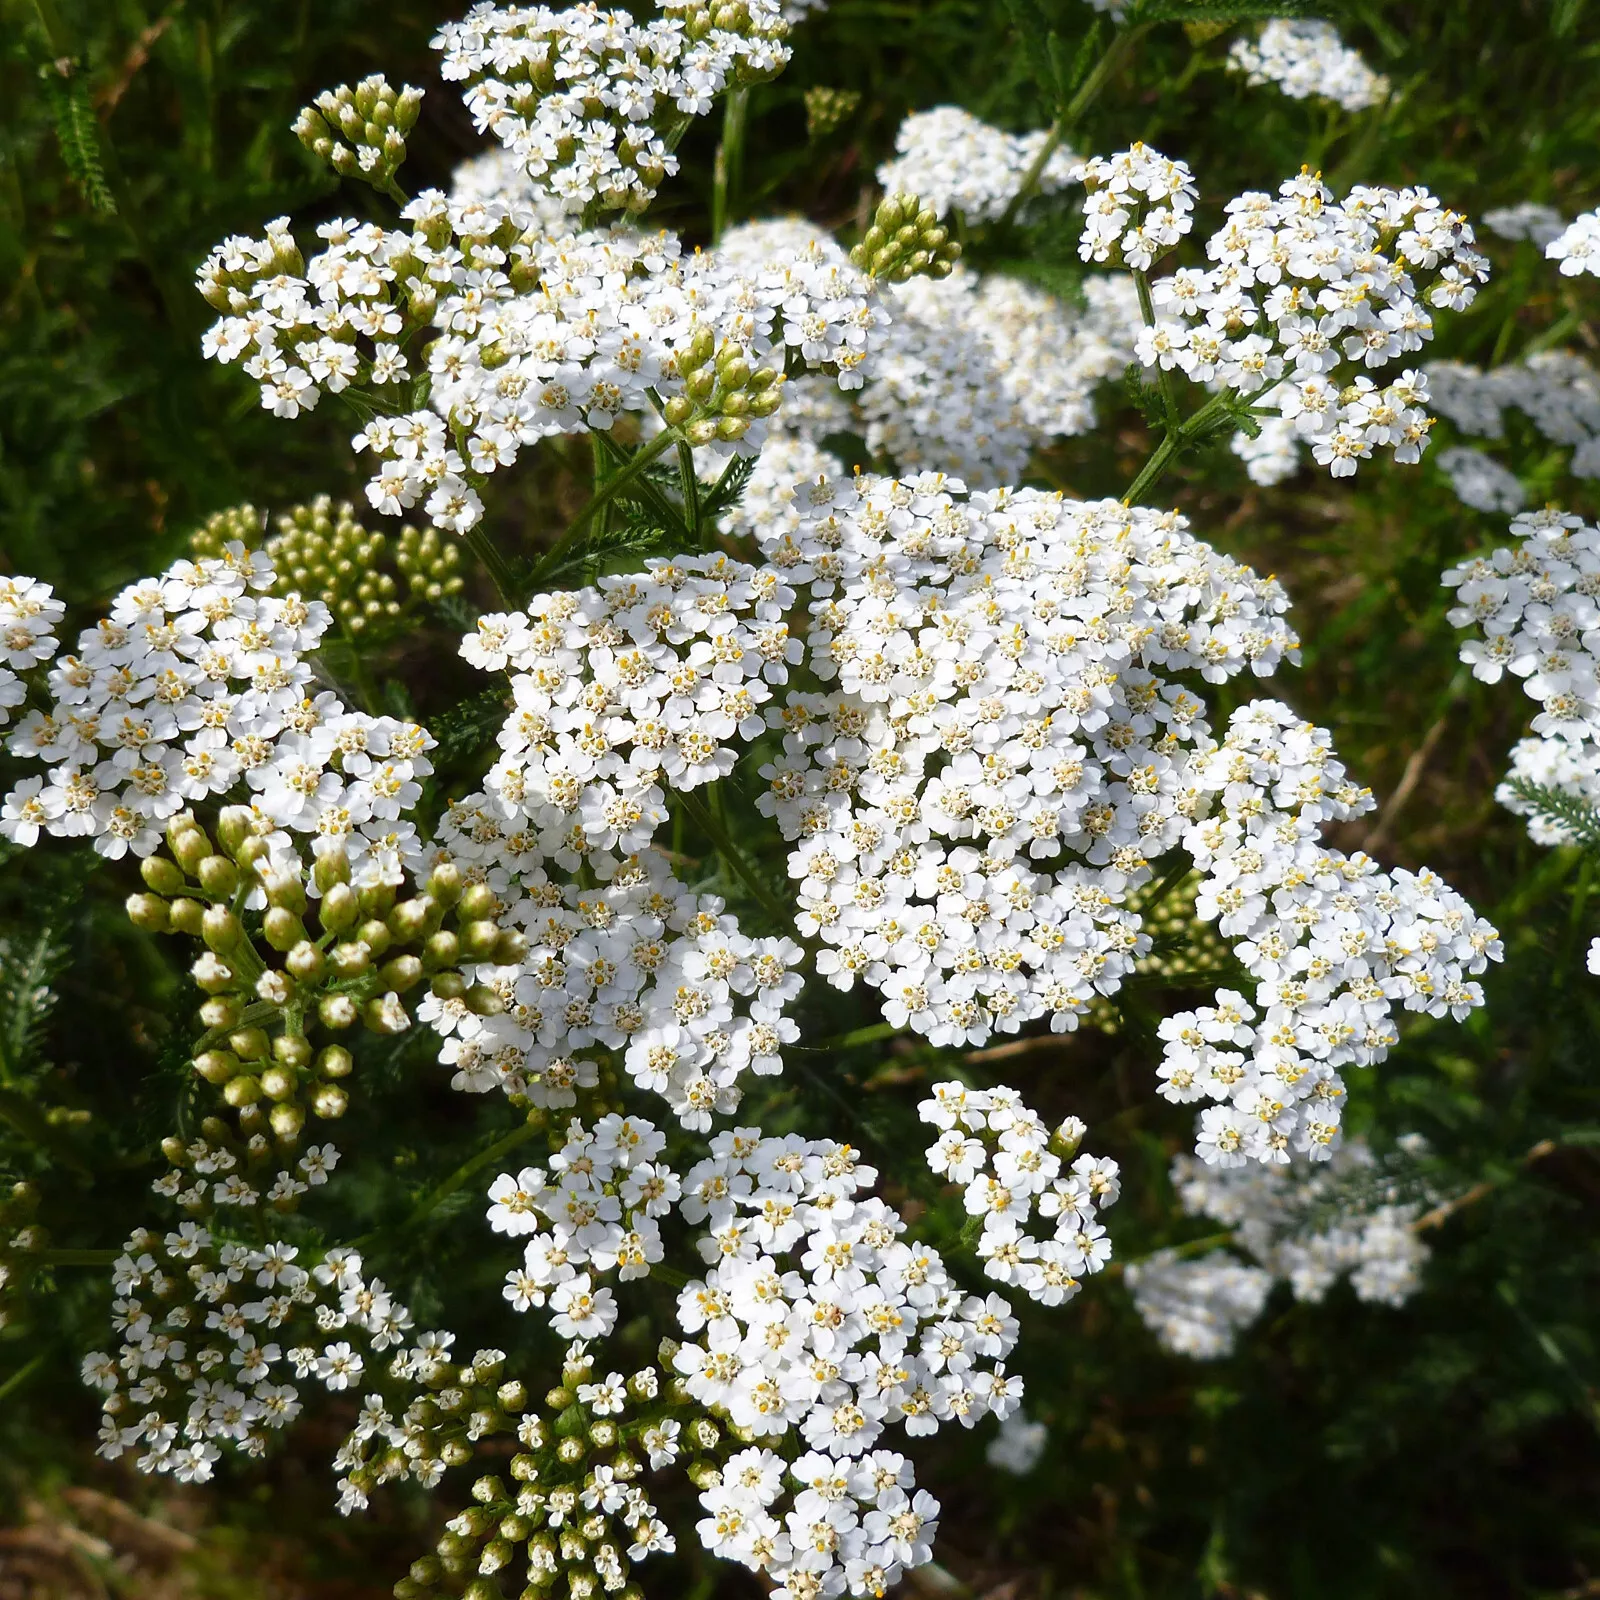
[19,0,1600,1593]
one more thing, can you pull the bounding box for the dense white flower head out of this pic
[1547,209,1600,278]
[1482,201,1567,248]
[0,546,433,872]
[918,1082,1116,1303]
[1426,353,1600,481]
[1227,21,1389,114]
[1436,445,1526,513]
[858,269,1138,484]
[434,0,791,216]
[0,576,65,731]
[877,107,1081,224]
[1134,164,1488,480]
[1077,143,1197,271]
[1445,508,1600,841]
[1125,1252,1272,1359]
[1130,1138,1433,1358]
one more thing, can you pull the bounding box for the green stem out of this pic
[391,1116,544,1240]
[463,521,520,609]
[1133,269,1181,429]
[816,1021,900,1050]
[528,430,680,587]
[1122,383,1274,506]
[0,1353,46,1408]
[674,788,791,927]
[711,86,749,245]
[678,439,703,548]
[37,1247,119,1267]
[997,23,1150,229]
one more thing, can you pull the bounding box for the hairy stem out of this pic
[462,523,520,609]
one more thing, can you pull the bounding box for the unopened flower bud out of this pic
[330,940,372,979]
[319,883,359,933]
[194,1049,240,1086]
[256,968,295,1006]
[223,1074,262,1108]
[192,953,236,993]
[319,994,358,1029]
[379,954,424,992]
[169,897,205,935]
[423,931,460,971]
[201,906,244,953]
[197,855,240,897]
[363,992,409,1034]
[425,862,462,906]
[230,1027,269,1062]
[311,1084,348,1119]
[126,893,170,933]
[263,907,304,952]
[286,941,326,983]
[141,856,186,897]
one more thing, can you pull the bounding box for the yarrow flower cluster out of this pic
[1226,20,1389,114]
[917,1082,1118,1304]
[1125,157,1488,480]
[0,575,64,731]
[1155,701,1499,1165]
[1434,445,1526,513]
[1482,201,1567,248]
[0,547,434,873]
[1128,1138,1433,1358]
[1444,508,1600,843]
[1076,144,1198,271]
[83,1227,431,1486]
[875,107,1080,224]
[435,0,791,216]
[1427,352,1600,484]
[1546,208,1600,278]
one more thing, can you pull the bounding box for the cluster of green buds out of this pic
[125,809,525,1152]
[191,498,464,638]
[662,324,784,446]
[294,75,423,196]
[1085,869,1229,1035]
[849,192,962,284]
[0,1180,43,1330]
[395,1344,714,1600]
[804,85,860,141]
[662,1,790,78]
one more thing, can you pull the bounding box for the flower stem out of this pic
[394,1115,544,1237]
[463,523,520,609]
[674,787,790,927]
[997,23,1150,229]
[711,86,749,245]
[528,429,680,588]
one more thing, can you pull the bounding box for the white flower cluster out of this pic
[1129,163,1488,480]
[1156,702,1500,1165]
[1436,444,1526,513]
[0,575,64,730]
[1077,143,1197,271]
[434,0,790,216]
[986,1409,1048,1474]
[202,199,889,536]
[1426,352,1600,481]
[753,475,1301,1053]
[1227,21,1389,114]
[667,1127,1020,1597]
[465,552,797,843]
[82,1223,434,1487]
[858,268,1139,484]
[876,107,1080,224]
[1482,201,1567,248]
[1128,1139,1432,1359]
[428,820,802,1126]
[1125,1251,1271,1359]
[1170,1139,1433,1306]
[1547,208,1600,277]
[1444,508,1600,842]
[0,546,434,874]
[918,1082,1117,1304]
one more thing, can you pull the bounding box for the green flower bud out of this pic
[286,941,327,983]
[319,994,358,1030]
[141,856,187,896]
[357,918,393,958]
[256,968,295,1006]
[314,844,352,893]
[273,1033,313,1070]
[320,884,359,933]
[194,1049,240,1086]
[263,907,305,952]
[197,855,240,897]
[363,992,409,1034]
[169,897,205,935]
[201,906,243,953]
[425,862,463,906]
[379,954,424,992]
[230,1027,269,1062]
[192,954,236,994]
[311,1084,348,1119]
[460,920,502,960]
[388,897,433,942]
[259,1064,298,1101]
[126,893,171,933]
[316,1044,354,1079]
[663,395,694,426]
[223,1074,262,1108]
[330,940,372,980]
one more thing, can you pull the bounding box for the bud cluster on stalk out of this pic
[294,75,423,192]
[849,192,961,284]
[191,497,464,638]
[662,323,785,445]
[126,807,525,1151]
[804,85,861,141]
[394,1342,715,1600]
